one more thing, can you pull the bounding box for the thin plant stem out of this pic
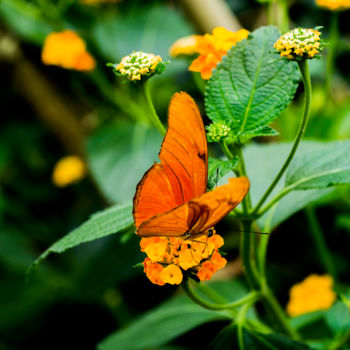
[305,206,337,279]
[182,280,261,311]
[261,283,301,340]
[329,328,350,350]
[142,79,166,136]
[251,59,312,217]
[325,12,339,104]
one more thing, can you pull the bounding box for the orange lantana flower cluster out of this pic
[286,274,336,317]
[188,27,249,80]
[42,30,96,71]
[140,232,227,286]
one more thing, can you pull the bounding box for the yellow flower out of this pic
[188,27,249,80]
[42,30,96,71]
[160,264,183,285]
[140,232,227,286]
[169,35,200,57]
[274,28,322,61]
[52,156,86,187]
[110,52,163,81]
[286,274,336,317]
[315,0,350,10]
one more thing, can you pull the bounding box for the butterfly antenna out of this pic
[234,229,269,235]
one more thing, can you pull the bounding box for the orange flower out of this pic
[286,274,336,317]
[169,35,200,57]
[42,30,96,71]
[143,258,165,286]
[140,232,227,285]
[189,27,249,79]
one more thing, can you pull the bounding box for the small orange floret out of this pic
[189,27,249,79]
[42,30,96,71]
[52,155,86,187]
[197,260,216,281]
[286,274,336,317]
[143,258,165,286]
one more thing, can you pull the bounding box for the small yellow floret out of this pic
[114,52,162,81]
[42,30,96,71]
[274,28,322,61]
[315,0,350,11]
[160,264,183,285]
[287,274,336,317]
[52,156,86,187]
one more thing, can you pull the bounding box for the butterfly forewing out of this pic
[133,92,208,229]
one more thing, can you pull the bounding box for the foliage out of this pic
[1,0,350,349]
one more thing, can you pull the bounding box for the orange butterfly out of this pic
[133,92,249,238]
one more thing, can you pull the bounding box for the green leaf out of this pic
[87,123,162,203]
[286,140,350,190]
[239,141,334,229]
[31,203,133,269]
[208,156,239,190]
[210,326,312,349]
[98,293,231,350]
[325,301,350,335]
[205,26,299,141]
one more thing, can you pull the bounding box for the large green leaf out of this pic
[98,293,231,350]
[286,140,350,190]
[325,301,350,335]
[87,123,162,203]
[31,203,133,268]
[205,26,299,141]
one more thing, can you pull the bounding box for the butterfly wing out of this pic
[133,92,208,229]
[136,177,249,237]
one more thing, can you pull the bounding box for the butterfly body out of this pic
[133,92,249,239]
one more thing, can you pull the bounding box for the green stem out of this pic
[329,328,350,350]
[305,206,337,279]
[240,220,260,289]
[257,186,292,217]
[261,283,300,340]
[325,12,339,103]
[182,280,260,311]
[251,59,312,217]
[142,79,166,136]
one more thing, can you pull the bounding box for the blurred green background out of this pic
[0,0,349,349]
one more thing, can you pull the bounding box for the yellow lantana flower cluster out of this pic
[52,156,86,187]
[141,232,227,286]
[315,0,350,10]
[111,52,163,81]
[176,27,249,80]
[274,28,322,61]
[287,274,336,317]
[42,30,96,71]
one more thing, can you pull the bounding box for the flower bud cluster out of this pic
[109,52,164,81]
[140,232,227,286]
[206,122,234,143]
[274,28,323,61]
